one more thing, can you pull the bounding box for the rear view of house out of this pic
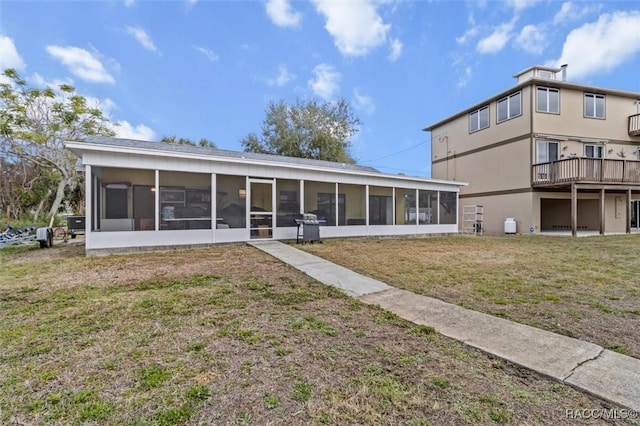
[66,137,463,255]
[425,65,640,235]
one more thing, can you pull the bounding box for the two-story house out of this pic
[424,65,640,235]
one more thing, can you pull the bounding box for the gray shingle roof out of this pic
[81,136,380,173]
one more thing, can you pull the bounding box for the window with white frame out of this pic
[584,93,605,119]
[469,106,489,133]
[584,144,605,158]
[536,141,559,164]
[536,87,559,113]
[497,91,522,123]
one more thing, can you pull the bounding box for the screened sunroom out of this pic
[66,137,464,254]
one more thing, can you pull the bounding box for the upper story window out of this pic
[497,91,522,123]
[536,87,559,114]
[584,93,605,119]
[584,144,605,158]
[469,106,489,133]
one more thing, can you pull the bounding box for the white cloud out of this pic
[388,38,402,62]
[46,45,115,84]
[112,121,156,141]
[507,0,539,12]
[553,2,601,25]
[86,96,155,140]
[456,26,479,45]
[457,66,472,88]
[194,46,218,61]
[126,26,157,52]
[265,0,301,28]
[353,89,375,115]
[311,0,390,56]
[473,0,538,55]
[476,20,516,54]
[514,24,547,55]
[28,72,74,90]
[552,11,640,80]
[0,35,26,70]
[308,63,340,100]
[267,65,295,87]
[123,0,135,7]
[94,97,118,117]
[456,13,480,45]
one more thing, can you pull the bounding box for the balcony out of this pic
[532,157,640,186]
[630,113,640,137]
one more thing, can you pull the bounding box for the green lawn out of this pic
[0,242,636,425]
[300,234,640,359]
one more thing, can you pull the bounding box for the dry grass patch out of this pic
[300,234,640,359]
[0,242,635,425]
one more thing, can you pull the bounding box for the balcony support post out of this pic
[571,183,577,237]
[599,189,605,235]
[627,189,633,234]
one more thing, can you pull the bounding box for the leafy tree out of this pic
[160,135,216,148]
[0,68,114,221]
[241,98,360,163]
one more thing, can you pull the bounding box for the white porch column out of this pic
[392,187,396,225]
[211,173,216,237]
[245,176,250,232]
[272,178,277,228]
[415,189,419,225]
[299,180,305,214]
[335,182,339,226]
[154,170,160,231]
[85,165,92,247]
[365,185,370,226]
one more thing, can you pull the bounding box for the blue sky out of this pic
[1,0,639,177]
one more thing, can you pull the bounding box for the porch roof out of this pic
[66,136,466,187]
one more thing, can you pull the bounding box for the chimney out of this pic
[561,64,568,81]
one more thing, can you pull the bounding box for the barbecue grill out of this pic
[295,213,321,244]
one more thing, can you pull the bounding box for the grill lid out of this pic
[295,213,320,225]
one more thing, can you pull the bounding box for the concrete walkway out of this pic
[249,240,640,411]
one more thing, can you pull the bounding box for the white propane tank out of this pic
[504,218,516,234]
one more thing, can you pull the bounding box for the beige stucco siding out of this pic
[435,139,531,194]
[533,88,639,142]
[432,87,533,163]
[460,192,534,234]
